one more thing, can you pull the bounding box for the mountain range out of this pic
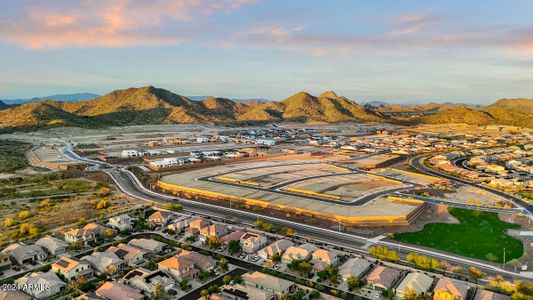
[0,86,531,132]
[1,93,100,105]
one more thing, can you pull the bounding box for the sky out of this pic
[1,0,533,104]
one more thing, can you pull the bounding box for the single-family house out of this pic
[176,250,217,271]
[81,252,127,274]
[221,284,275,300]
[2,243,47,265]
[199,224,229,242]
[220,230,246,244]
[242,271,297,297]
[281,243,318,263]
[395,272,433,299]
[366,266,402,291]
[64,223,111,247]
[122,268,175,295]
[433,278,470,300]
[339,258,372,280]
[0,290,31,300]
[258,240,293,260]
[15,271,66,300]
[127,238,169,254]
[35,235,69,256]
[311,248,339,266]
[240,232,267,253]
[51,256,92,281]
[157,255,198,281]
[474,290,510,300]
[147,211,173,226]
[108,214,133,232]
[107,244,147,265]
[95,281,144,300]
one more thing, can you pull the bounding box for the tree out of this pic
[223,275,232,285]
[347,276,362,290]
[507,259,522,272]
[486,253,498,263]
[369,246,400,262]
[271,253,281,263]
[298,261,313,276]
[233,275,243,284]
[95,199,109,209]
[310,290,320,299]
[469,267,485,281]
[104,228,115,238]
[200,289,208,300]
[38,199,52,209]
[164,202,182,212]
[228,240,241,254]
[286,228,296,236]
[78,217,87,226]
[219,257,229,270]
[180,278,190,290]
[403,289,418,300]
[99,187,111,197]
[70,241,81,250]
[18,210,31,220]
[106,264,118,275]
[4,218,14,227]
[154,284,164,299]
[206,236,221,248]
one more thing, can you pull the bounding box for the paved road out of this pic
[410,155,533,217]
[60,146,532,280]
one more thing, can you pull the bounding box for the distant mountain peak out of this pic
[319,90,338,98]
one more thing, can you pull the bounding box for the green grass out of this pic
[0,139,32,173]
[394,207,523,263]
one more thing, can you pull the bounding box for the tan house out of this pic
[395,272,433,299]
[122,268,175,295]
[240,232,267,253]
[339,258,371,280]
[147,211,173,226]
[311,248,339,266]
[433,278,470,300]
[258,240,293,260]
[474,290,510,300]
[51,256,92,281]
[64,223,111,247]
[95,281,144,300]
[107,244,147,265]
[176,250,217,271]
[35,236,69,256]
[242,271,297,297]
[366,266,402,291]
[157,255,198,281]
[199,224,229,242]
[0,253,11,271]
[281,243,318,263]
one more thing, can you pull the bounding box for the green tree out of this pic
[347,276,362,290]
[219,257,229,270]
[228,240,241,254]
[223,275,232,285]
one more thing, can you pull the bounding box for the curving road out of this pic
[60,145,532,280]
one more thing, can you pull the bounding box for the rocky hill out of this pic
[0,86,531,131]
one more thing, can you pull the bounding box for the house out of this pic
[107,244,147,265]
[366,266,402,291]
[311,248,339,266]
[474,290,510,300]
[158,255,198,281]
[221,284,276,300]
[128,238,169,254]
[199,224,229,242]
[167,215,196,232]
[147,210,173,226]
[122,268,175,295]
[258,240,293,260]
[0,253,11,271]
[433,278,470,300]
[108,214,133,232]
[184,227,200,239]
[0,290,31,300]
[281,243,318,263]
[121,150,141,158]
[240,232,267,253]
[64,223,111,247]
[95,281,144,300]
[339,258,372,280]
[81,252,127,274]
[188,217,210,230]
[395,272,433,299]
[35,235,69,256]
[15,271,66,300]
[220,230,246,243]
[2,243,47,265]
[51,256,92,281]
[176,250,217,271]
[242,271,297,297]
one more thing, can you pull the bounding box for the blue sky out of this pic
[1,0,533,104]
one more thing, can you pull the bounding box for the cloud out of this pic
[0,0,255,49]
[390,13,447,35]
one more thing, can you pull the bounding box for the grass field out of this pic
[394,207,523,263]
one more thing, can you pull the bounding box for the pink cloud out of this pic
[390,12,447,35]
[0,0,255,49]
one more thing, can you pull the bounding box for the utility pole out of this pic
[338,219,342,232]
